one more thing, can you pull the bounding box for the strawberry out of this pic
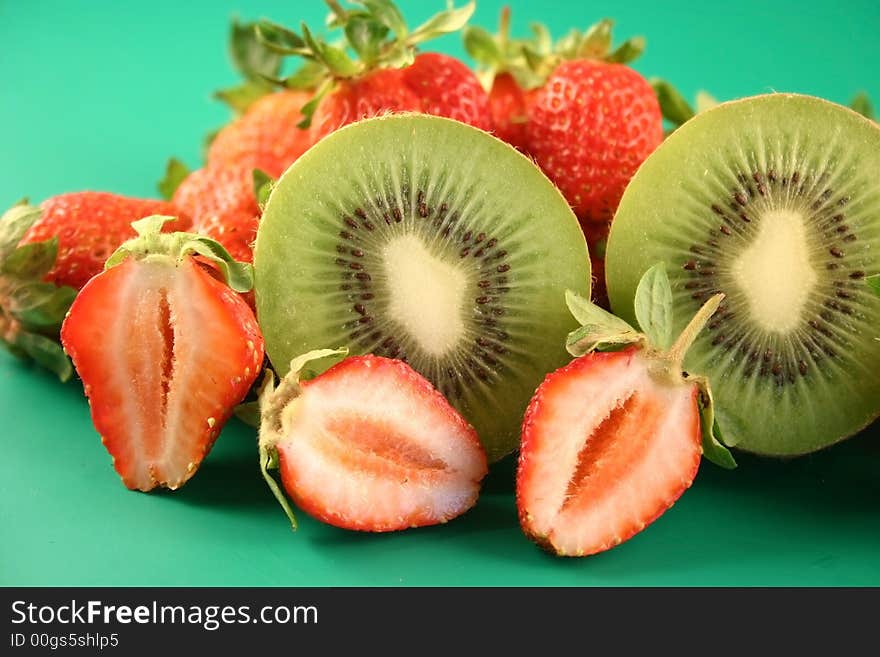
[207,90,315,177]
[256,1,491,141]
[463,7,540,152]
[60,216,264,491]
[525,34,663,224]
[172,165,261,264]
[20,192,189,291]
[517,265,735,556]
[487,72,532,151]
[259,350,488,532]
[467,15,663,225]
[1,203,76,380]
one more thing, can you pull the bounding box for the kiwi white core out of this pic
[731,208,816,333]
[382,234,467,357]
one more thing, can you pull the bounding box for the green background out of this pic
[2,0,879,586]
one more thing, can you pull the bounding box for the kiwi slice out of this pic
[254,114,590,461]
[606,93,880,456]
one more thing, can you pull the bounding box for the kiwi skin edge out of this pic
[254,113,591,462]
[606,93,880,458]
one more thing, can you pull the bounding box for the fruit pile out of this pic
[3,1,880,558]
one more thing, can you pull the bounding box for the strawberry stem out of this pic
[667,293,724,371]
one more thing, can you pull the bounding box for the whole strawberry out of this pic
[527,58,662,223]
[487,72,532,151]
[61,216,264,491]
[463,7,539,152]
[172,165,261,264]
[208,90,314,177]
[21,192,189,290]
[524,23,663,224]
[256,1,491,142]
[517,265,735,557]
[467,16,663,226]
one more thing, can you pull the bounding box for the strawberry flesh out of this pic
[517,347,701,556]
[274,355,488,532]
[61,256,264,491]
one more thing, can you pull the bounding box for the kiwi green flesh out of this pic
[606,93,880,456]
[254,114,590,461]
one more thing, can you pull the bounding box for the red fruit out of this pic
[61,218,264,491]
[20,192,189,290]
[207,90,315,178]
[517,347,702,557]
[310,68,420,141]
[262,354,488,532]
[311,53,492,142]
[488,72,532,151]
[525,60,663,223]
[172,165,259,264]
[400,53,493,131]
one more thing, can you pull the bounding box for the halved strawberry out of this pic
[259,351,488,532]
[517,265,734,556]
[61,216,264,491]
[518,347,701,556]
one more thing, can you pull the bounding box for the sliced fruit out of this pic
[518,267,725,557]
[254,114,590,461]
[606,93,880,456]
[518,347,701,556]
[61,216,264,491]
[259,352,488,532]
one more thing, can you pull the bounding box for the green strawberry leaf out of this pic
[156,158,190,201]
[407,0,475,45]
[256,369,298,530]
[0,202,42,261]
[362,0,408,38]
[279,60,326,90]
[634,263,674,351]
[8,281,76,330]
[606,36,645,64]
[254,20,308,55]
[214,80,274,115]
[179,237,254,293]
[530,22,552,53]
[288,347,349,382]
[301,23,361,77]
[11,331,73,382]
[345,15,389,65]
[565,289,635,333]
[850,91,875,121]
[694,376,737,469]
[564,290,641,356]
[867,273,880,296]
[651,79,695,127]
[296,78,334,129]
[257,348,348,530]
[463,25,502,66]
[229,19,283,81]
[252,168,275,208]
[695,90,719,113]
[577,18,613,59]
[2,238,58,280]
[566,323,643,357]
